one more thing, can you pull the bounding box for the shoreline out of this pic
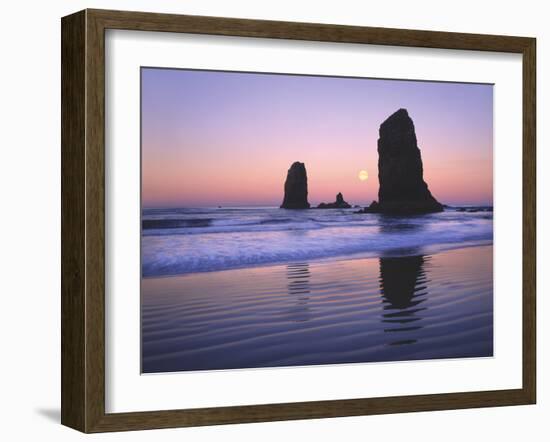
[142,239,493,279]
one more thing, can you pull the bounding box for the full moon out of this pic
[358,170,369,181]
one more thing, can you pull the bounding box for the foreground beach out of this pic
[142,244,493,373]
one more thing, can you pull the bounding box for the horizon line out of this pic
[141,202,494,209]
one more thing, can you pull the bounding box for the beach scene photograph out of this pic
[140,67,494,374]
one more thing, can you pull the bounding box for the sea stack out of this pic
[280,162,310,209]
[364,109,443,215]
[317,192,351,209]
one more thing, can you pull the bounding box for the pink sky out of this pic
[142,69,493,207]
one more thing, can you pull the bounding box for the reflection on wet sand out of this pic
[285,263,311,322]
[379,255,430,346]
[141,245,493,373]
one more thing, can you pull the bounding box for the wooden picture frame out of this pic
[61,8,536,433]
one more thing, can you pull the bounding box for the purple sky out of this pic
[142,68,493,207]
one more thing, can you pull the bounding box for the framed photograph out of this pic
[61,9,536,433]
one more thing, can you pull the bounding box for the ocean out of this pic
[141,207,493,373]
[141,206,493,277]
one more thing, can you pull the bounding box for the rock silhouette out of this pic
[280,162,310,209]
[363,109,443,215]
[317,192,351,209]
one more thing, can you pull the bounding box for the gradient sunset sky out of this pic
[141,68,493,207]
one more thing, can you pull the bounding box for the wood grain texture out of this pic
[89,8,532,52]
[84,9,107,433]
[61,10,86,432]
[522,38,536,403]
[61,8,537,433]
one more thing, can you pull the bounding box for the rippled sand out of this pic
[142,245,493,373]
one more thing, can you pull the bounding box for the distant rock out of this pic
[362,109,443,215]
[356,201,377,214]
[456,206,493,213]
[317,192,352,209]
[280,162,310,209]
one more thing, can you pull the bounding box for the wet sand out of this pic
[142,245,493,373]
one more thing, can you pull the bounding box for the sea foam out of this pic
[141,207,493,277]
